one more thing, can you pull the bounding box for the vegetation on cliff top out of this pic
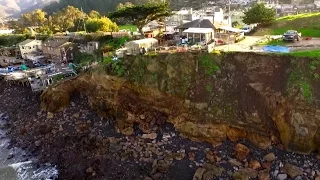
[253,12,320,37]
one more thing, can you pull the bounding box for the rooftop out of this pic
[175,19,215,29]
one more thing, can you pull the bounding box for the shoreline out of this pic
[1,81,320,180]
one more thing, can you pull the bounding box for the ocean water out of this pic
[0,113,58,180]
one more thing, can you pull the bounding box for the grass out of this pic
[253,12,320,37]
[288,49,320,58]
[258,39,288,46]
[119,24,138,32]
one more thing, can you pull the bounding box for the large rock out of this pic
[235,143,250,161]
[40,52,320,154]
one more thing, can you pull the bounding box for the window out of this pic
[22,46,25,49]
[29,47,31,49]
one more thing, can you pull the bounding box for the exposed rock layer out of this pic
[40,52,320,154]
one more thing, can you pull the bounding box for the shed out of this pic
[125,38,158,55]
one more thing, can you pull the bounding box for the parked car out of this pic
[241,26,252,34]
[282,30,302,42]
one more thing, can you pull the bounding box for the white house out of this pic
[18,39,42,59]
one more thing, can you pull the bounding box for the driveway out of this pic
[214,36,265,52]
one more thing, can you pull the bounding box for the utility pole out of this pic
[228,0,231,26]
[81,7,87,34]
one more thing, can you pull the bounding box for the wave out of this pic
[0,113,59,180]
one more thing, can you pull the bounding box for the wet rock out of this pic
[249,160,261,170]
[193,168,206,180]
[258,169,270,180]
[233,171,249,180]
[235,143,250,161]
[277,174,287,180]
[238,168,258,178]
[263,153,276,162]
[284,163,303,178]
[7,153,14,160]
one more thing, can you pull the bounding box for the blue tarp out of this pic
[263,46,290,53]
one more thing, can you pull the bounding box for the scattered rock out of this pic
[193,168,206,180]
[258,169,270,180]
[86,167,93,173]
[277,174,287,180]
[109,143,122,153]
[72,113,80,118]
[233,171,249,180]
[188,152,195,161]
[202,170,214,180]
[284,163,303,178]
[151,172,164,180]
[235,143,250,161]
[249,160,261,170]
[263,153,276,162]
[238,168,258,178]
[228,158,243,167]
[35,140,41,147]
[141,133,157,140]
[203,163,224,176]
[47,112,54,119]
[156,160,171,173]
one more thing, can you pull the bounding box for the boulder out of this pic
[193,168,207,180]
[284,163,303,178]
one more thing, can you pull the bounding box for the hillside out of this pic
[253,12,320,37]
[42,0,209,15]
[0,0,56,17]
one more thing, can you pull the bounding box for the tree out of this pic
[89,10,101,19]
[20,9,47,27]
[52,6,86,32]
[109,1,172,34]
[242,3,276,26]
[86,17,119,32]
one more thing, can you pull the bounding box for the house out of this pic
[165,8,193,28]
[174,19,216,35]
[42,39,74,63]
[124,38,158,55]
[79,41,100,54]
[143,21,165,38]
[182,28,214,45]
[17,39,42,59]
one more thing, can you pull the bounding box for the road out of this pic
[214,36,265,52]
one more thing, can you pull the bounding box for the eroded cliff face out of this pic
[40,52,320,154]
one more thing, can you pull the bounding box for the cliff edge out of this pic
[40,52,320,154]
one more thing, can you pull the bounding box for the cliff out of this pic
[40,52,320,154]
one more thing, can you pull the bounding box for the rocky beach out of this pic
[1,79,320,180]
